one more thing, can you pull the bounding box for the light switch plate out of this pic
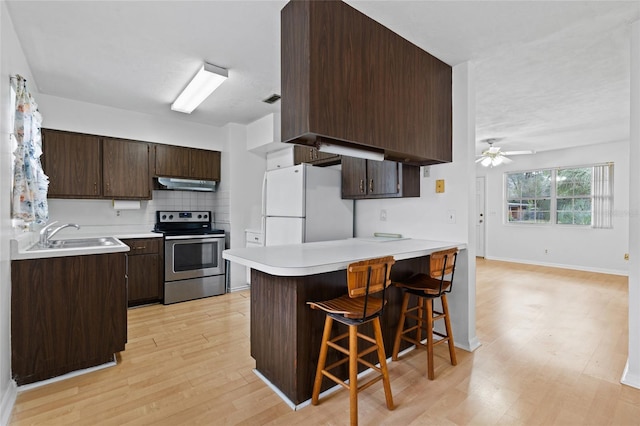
[436,179,445,193]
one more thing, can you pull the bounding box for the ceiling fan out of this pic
[475,138,535,167]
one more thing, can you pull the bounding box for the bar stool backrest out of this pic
[347,256,395,298]
[429,248,458,294]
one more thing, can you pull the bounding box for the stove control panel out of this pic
[157,210,211,223]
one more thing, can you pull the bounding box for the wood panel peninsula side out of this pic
[223,238,468,406]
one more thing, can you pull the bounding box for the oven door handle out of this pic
[165,235,224,241]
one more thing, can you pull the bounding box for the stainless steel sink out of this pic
[28,237,120,251]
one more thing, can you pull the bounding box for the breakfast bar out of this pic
[223,238,467,406]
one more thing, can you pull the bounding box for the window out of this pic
[556,168,592,225]
[505,164,613,228]
[506,170,551,223]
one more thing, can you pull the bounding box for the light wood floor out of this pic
[10,259,640,425]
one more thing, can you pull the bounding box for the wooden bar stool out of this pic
[307,256,396,426]
[392,248,458,380]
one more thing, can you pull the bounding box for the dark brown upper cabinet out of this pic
[155,144,221,181]
[281,0,452,166]
[42,129,102,198]
[293,145,341,166]
[154,144,190,178]
[341,156,420,199]
[103,138,151,199]
[190,149,221,181]
[43,129,151,200]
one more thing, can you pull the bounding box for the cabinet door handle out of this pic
[359,179,365,193]
[134,246,146,250]
[369,179,374,193]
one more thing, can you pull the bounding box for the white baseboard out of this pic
[457,336,482,352]
[0,380,17,426]
[228,284,250,292]
[484,256,628,276]
[621,360,640,389]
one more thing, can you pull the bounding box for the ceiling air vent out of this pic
[263,94,281,104]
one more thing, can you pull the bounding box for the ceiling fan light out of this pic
[480,157,492,167]
[493,156,504,166]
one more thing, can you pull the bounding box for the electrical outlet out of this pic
[447,210,456,224]
[380,209,387,221]
[544,249,549,254]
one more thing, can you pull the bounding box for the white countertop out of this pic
[11,225,162,260]
[223,237,466,276]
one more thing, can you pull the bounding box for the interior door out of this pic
[476,176,486,258]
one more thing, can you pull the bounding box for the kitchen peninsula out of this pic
[223,238,467,406]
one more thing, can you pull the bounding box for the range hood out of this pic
[157,177,218,192]
[280,0,452,166]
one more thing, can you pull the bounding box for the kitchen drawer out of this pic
[120,238,161,255]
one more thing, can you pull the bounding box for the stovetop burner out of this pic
[153,210,224,236]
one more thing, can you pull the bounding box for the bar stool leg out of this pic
[441,294,457,366]
[392,292,410,360]
[415,295,424,345]
[312,315,333,405]
[349,324,358,426]
[425,298,435,380]
[373,318,394,410]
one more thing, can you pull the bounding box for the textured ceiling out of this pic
[6,1,640,155]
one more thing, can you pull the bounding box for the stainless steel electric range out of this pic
[154,210,226,304]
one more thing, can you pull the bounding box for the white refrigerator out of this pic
[263,163,353,246]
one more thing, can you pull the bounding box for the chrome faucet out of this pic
[39,221,81,247]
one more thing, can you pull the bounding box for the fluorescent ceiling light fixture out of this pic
[317,142,385,162]
[171,63,228,114]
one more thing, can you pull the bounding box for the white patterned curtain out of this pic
[11,75,49,224]
[592,163,613,229]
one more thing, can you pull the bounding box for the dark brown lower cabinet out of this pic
[121,238,163,307]
[11,252,127,386]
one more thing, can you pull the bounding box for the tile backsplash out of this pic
[46,189,230,233]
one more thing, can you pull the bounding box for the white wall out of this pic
[622,18,640,389]
[37,94,227,151]
[477,140,630,275]
[0,0,34,421]
[227,123,266,290]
